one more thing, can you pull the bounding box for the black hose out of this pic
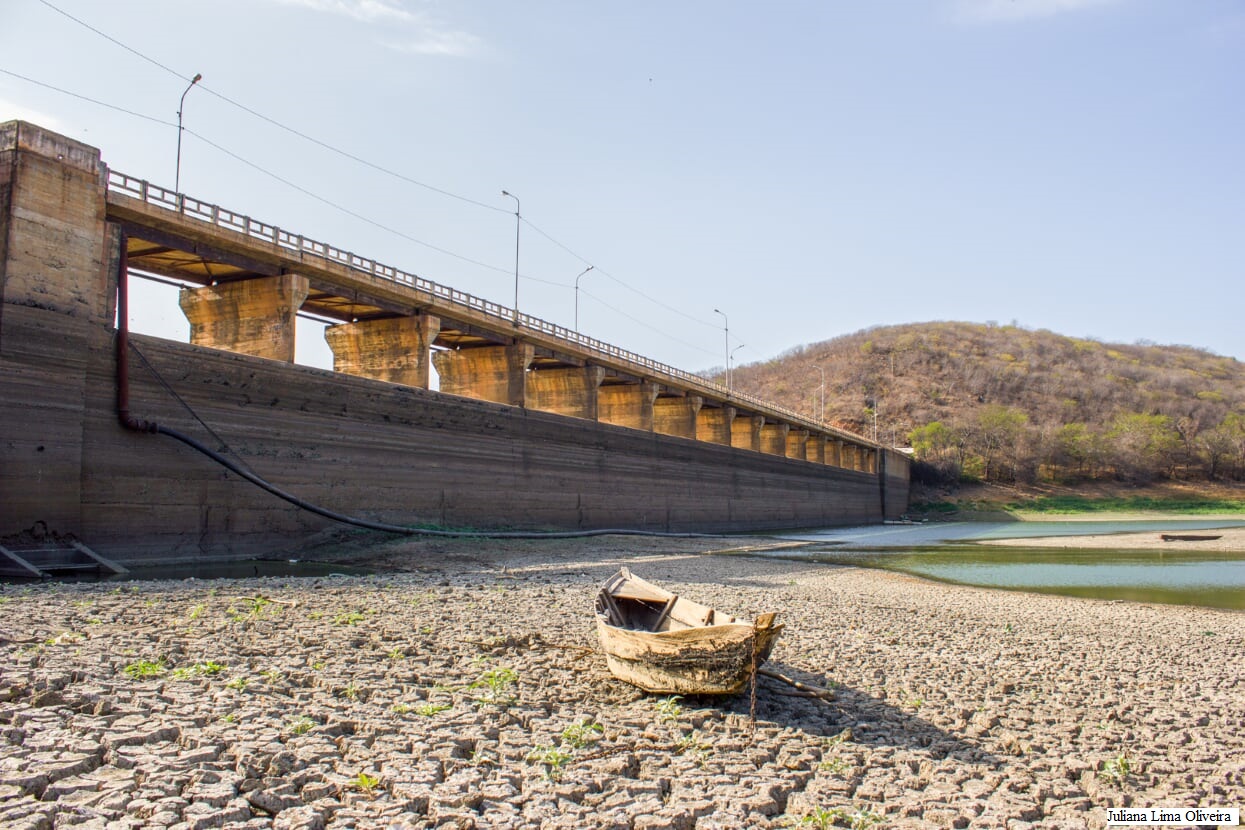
[155,423,717,540]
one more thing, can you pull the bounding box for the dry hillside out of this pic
[721,322,1245,484]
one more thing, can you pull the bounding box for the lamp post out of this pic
[501,190,520,325]
[574,265,594,331]
[730,343,746,392]
[816,365,825,424]
[175,73,202,195]
[713,308,729,391]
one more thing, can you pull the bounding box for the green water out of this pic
[776,521,1245,610]
[798,546,1245,610]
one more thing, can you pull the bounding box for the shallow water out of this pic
[772,520,1245,610]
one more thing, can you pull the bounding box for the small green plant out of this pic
[351,771,381,793]
[311,660,326,671]
[796,807,846,829]
[171,660,227,680]
[387,648,405,661]
[415,702,451,717]
[288,716,315,735]
[655,695,683,724]
[561,718,604,749]
[334,610,367,626]
[226,676,249,691]
[123,659,167,679]
[259,668,283,682]
[1102,754,1132,785]
[187,604,205,621]
[340,683,360,702]
[471,667,518,705]
[906,695,924,710]
[824,728,853,748]
[819,756,850,775]
[527,744,572,781]
[221,713,237,723]
[847,809,884,830]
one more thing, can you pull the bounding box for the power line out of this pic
[35,0,732,341]
[0,68,172,127]
[578,288,719,359]
[35,0,506,215]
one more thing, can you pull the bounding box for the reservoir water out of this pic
[772,520,1245,610]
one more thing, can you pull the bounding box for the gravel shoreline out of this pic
[2,536,1242,829]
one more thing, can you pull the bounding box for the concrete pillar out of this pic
[842,443,858,471]
[527,365,605,420]
[731,415,764,452]
[806,435,825,464]
[696,406,735,446]
[759,423,790,456]
[179,274,309,363]
[786,429,809,460]
[0,121,110,536]
[432,343,533,407]
[865,449,878,474]
[826,439,843,467]
[323,314,440,389]
[598,381,658,432]
[653,395,703,440]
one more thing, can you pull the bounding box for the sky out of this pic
[2,0,1243,376]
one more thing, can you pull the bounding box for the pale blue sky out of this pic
[3,0,1242,374]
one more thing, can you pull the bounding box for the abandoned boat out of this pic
[594,567,783,695]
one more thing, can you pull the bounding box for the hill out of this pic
[724,321,1245,484]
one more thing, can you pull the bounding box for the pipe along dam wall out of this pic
[0,121,909,565]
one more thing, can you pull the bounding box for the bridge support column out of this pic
[598,381,659,431]
[653,395,703,440]
[826,439,843,467]
[786,429,809,460]
[696,406,735,445]
[806,435,825,464]
[323,314,440,389]
[864,448,878,473]
[431,343,533,407]
[731,415,763,451]
[527,366,605,420]
[841,443,858,471]
[759,423,790,456]
[179,274,309,362]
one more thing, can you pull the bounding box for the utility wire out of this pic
[34,0,735,344]
[521,216,723,332]
[3,65,723,360]
[35,0,506,215]
[0,68,173,127]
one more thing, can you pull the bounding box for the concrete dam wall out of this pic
[0,121,909,564]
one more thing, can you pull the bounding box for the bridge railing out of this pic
[106,169,870,446]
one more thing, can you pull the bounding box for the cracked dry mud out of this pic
[1,537,1242,828]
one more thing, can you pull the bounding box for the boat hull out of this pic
[594,567,783,695]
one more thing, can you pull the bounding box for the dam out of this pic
[0,120,909,566]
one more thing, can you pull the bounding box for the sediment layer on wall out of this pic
[88,326,892,561]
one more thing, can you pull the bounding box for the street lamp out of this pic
[712,308,729,391]
[175,73,202,195]
[816,365,826,424]
[574,265,594,331]
[501,190,520,325]
[730,343,746,391]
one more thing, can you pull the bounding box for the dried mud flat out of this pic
[2,535,1243,829]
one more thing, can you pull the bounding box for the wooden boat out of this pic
[594,567,783,695]
[1160,534,1222,542]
